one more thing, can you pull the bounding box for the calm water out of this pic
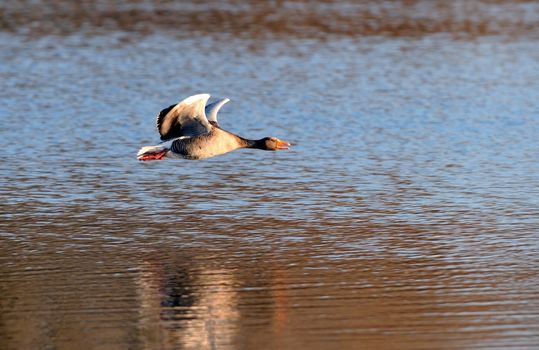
[1,1,539,349]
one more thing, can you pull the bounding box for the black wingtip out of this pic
[156,103,177,133]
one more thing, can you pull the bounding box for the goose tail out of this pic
[137,144,169,161]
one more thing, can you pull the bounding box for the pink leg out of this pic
[138,149,168,161]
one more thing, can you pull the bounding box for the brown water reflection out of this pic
[2,209,538,349]
[2,0,539,38]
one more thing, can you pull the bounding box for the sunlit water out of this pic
[1,1,539,349]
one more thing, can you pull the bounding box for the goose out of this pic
[137,94,291,161]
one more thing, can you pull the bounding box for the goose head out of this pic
[257,137,291,151]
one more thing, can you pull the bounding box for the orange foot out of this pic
[138,149,168,161]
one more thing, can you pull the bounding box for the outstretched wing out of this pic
[156,94,212,141]
[205,98,230,127]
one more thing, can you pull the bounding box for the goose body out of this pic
[137,94,290,161]
[168,128,248,160]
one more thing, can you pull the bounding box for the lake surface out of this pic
[1,1,539,349]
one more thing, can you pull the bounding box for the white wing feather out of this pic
[205,98,230,126]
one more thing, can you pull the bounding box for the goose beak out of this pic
[276,139,291,150]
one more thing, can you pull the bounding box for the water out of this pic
[1,1,539,349]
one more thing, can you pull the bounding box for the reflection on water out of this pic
[2,0,539,38]
[138,258,240,349]
[2,238,538,349]
[1,1,539,349]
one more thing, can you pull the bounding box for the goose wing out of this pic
[205,98,230,127]
[156,94,212,141]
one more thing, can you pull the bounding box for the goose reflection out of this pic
[136,256,239,350]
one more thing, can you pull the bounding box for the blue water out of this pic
[1,3,539,349]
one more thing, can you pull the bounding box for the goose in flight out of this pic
[137,94,291,161]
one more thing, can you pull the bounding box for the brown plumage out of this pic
[137,94,290,161]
